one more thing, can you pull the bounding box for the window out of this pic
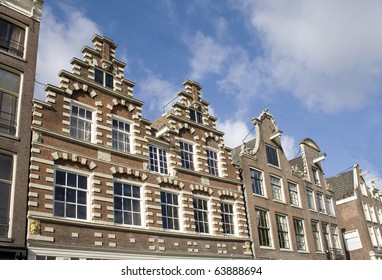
[250,169,265,196]
[70,105,92,142]
[0,153,12,237]
[149,145,168,174]
[0,18,25,57]
[161,191,179,230]
[375,227,382,246]
[325,196,334,216]
[114,182,141,226]
[331,224,340,249]
[311,221,322,252]
[312,168,321,186]
[360,181,368,197]
[112,118,130,152]
[321,223,331,251]
[206,149,219,176]
[316,193,325,213]
[94,68,113,89]
[306,189,316,210]
[189,108,202,124]
[0,68,20,135]
[270,176,283,202]
[221,202,235,235]
[378,209,382,224]
[370,205,378,223]
[256,208,272,247]
[293,218,306,251]
[266,145,279,167]
[368,226,378,247]
[363,203,371,221]
[288,182,300,206]
[180,141,194,170]
[276,214,290,249]
[193,197,209,233]
[54,170,88,220]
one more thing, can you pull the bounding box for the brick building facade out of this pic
[232,110,344,259]
[327,164,382,260]
[26,35,252,259]
[0,0,43,259]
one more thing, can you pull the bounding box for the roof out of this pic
[326,170,355,200]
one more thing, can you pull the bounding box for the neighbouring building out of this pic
[327,164,382,260]
[26,34,252,259]
[0,0,43,259]
[232,109,344,259]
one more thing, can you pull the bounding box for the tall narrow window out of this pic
[251,169,265,196]
[378,209,382,224]
[256,208,272,247]
[54,170,88,220]
[311,221,322,252]
[266,145,279,167]
[325,196,334,215]
[94,68,113,89]
[316,193,325,213]
[331,224,340,249]
[0,18,25,57]
[369,205,378,223]
[288,182,300,206]
[322,223,331,251]
[293,218,306,251]
[312,168,321,186]
[112,118,130,152]
[161,191,179,230]
[0,153,12,237]
[180,141,194,170]
[189,108,202,124]
[368,226,378,247]
[221,202,235,235]
[360,181,368,197]
[306,189,316,210]
[0,68,20,135]
[206,149,219,176]
[70,105,92,142]
[276,214,290,249]
[363,203,371,221]
[193,197,209,233]
[114,182,141,226]
[149,145,168,174]
[375,227,382,246]
[270,175,283,202]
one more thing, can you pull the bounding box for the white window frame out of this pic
[0,151,15,238]
[220,201,236,236]
[94,67,113,89]
[250,168,266,197]
[0,16,27,58]
[312,168,321,186]
[111,116,132,153]
[148,144,169,175]
[256,208,273,248]
[160,189,181,231]
[206,148,220,176]
[369,205,378,223]
[69,101,94,143]
[331,224,341,249]
[276,213,291,250]
[322,222,332,251]
[368,225,378,247]
[293,218,308,252]
[189,108,203,124]
[325,196,335,216]
[288,181,300,207]
[375,227,382,247]
[378,208,382,224]
[306,189,316,211]
[180,139,195,170]
[316,192,326,213]
[265,145,279,167]
[363,202,371,221]
[360,181,368,197]
[311,220,323,252]
[53,166,90,221]
[270,175,284,202]
[113,179,142,227]
[193,196,210,234]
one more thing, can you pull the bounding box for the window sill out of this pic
[280,248,294,252]
[297,250,310,254]
[272,199,287,205]
[252,194,269,200]
[0,237,13,243]
[0,49,26,61]
[268,163,281,170]
[291,204,303,210]
[0,132,19,141]
[259,246,276,251]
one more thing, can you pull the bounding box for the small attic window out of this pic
[189,108,202,124]
[94,68,113,89]
[266,145,279,167]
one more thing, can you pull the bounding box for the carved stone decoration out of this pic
[29,219,41,235]
[32,131,42,143]
[291,164,304,178]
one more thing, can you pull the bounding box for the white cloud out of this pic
[137,75,180,116]
[35,4,101,100]
[217,119,253,148]
[281,135,299,160]
[237,0,382,112]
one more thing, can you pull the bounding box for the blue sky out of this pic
[34,0,382,188]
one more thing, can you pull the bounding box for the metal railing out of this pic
[326,248,345,260]
[0,111,17,135]
[0,36,24,57]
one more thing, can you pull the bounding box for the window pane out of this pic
[54,187,65,201]
[266,146,279,166]
[66,204,76,218]
[94,68,103,84]
[77,205,86,220]
[0,154,13,181]
[77,175,87,189]
[67,173,76,187]
[0,182,11,225]
[0,68,21,93]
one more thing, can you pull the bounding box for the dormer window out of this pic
[189,108,202,124]
[94,68,113,89]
